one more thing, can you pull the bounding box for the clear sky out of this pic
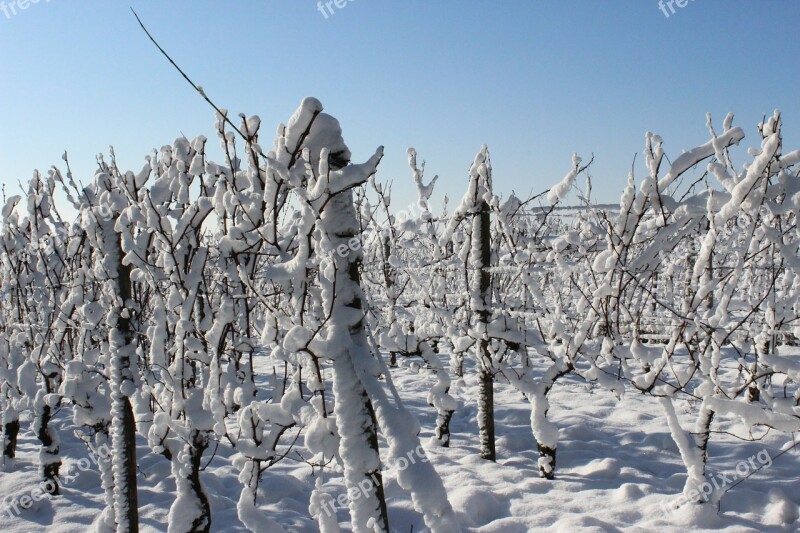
[1,0,799,213]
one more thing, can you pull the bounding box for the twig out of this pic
[725,438,800,494]
[130,8,253,146]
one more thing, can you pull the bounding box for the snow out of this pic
[547,153,583,204]
[3,350,799,531]
[3,98,800,533]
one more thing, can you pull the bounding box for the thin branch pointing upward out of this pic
[130,8,252,145]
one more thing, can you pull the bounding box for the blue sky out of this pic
[1,1,799,212]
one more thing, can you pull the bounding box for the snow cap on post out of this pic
[280,97,352,171]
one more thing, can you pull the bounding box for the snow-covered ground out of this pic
[2,353,799,532]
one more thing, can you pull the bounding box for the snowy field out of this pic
[2,352,799,532]
[1,95,799,533]
[3,4,800,533]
